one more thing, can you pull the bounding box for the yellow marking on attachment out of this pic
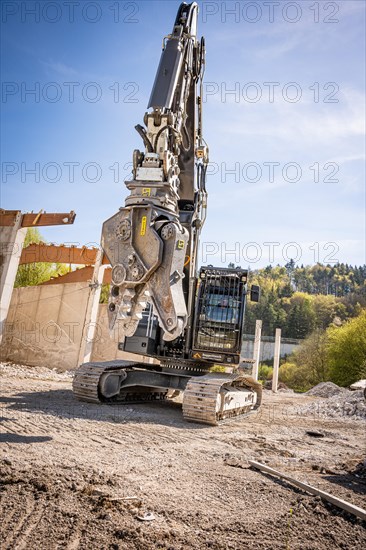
[177,240,185,250]
[193,353,202,359]
[140,216,147,236]
[142,188,151,197]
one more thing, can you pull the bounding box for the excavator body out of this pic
[72,2,262,425]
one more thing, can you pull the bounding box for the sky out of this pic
[1,0,365,269]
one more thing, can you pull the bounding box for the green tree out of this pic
[279,310,366,391]
[313,294,337,329]
[285,293,316,338]
[279,361,308,392]
[294,329,330,385]
[15,228,69,287]
[278,330,329,391]
[326,311,366,386]
[100,284,110,304]
[258,364,273,383]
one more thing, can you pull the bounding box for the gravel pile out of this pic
[297,389,366,420]
[0,361,73,381]
[305,381,347,398]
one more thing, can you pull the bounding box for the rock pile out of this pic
[298,388,366,420]
[305,381,347,398]
[0,361,73,381]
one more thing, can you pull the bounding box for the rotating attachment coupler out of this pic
[101,148,188,342]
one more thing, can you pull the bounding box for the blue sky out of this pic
[1,0,365,268]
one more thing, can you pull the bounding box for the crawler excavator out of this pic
[73,2,262,425]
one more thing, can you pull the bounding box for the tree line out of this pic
[241,261,366,339]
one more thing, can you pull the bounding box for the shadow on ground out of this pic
[323,470,366,497]
[0,389,208,429]
[0,433,52,444]
[257,470,366,522]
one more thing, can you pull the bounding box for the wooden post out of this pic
[252,320,262,380]
[272,328,281,392]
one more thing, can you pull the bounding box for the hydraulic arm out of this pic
[102,2,208,342]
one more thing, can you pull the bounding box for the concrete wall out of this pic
[241,334,301,362]
[0,283,89,371]
[0,220,27,341]
[0,225,17,282]
[0,285,155,370]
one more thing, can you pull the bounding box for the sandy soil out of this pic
[1,362,365,549]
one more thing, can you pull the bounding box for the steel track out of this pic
[73,362,262,425]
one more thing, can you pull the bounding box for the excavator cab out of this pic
[122,266,251,368]
[190,267,248,365]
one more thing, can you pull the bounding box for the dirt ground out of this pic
[1,362,365,549]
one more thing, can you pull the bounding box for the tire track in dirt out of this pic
[14,502,46,550]
[65,518,83,550]
[2,494,36,549]
[0,507,17,539]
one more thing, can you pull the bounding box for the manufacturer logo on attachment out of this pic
[140,215,147,236]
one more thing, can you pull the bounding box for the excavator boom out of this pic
[102,2,207,342]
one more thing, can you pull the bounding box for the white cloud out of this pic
[211,86,365,146]
[40,60,78,77]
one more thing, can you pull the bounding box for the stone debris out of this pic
[0,361,73,381]
[305,381,347,398]
[350,379,366,391]
[297,389,366,421]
